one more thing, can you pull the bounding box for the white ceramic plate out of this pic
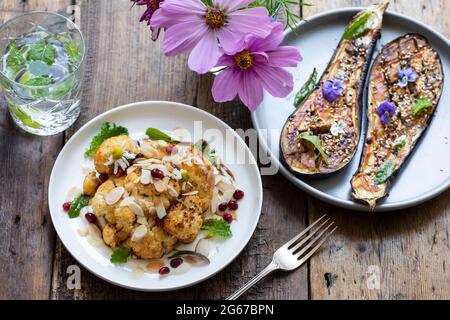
[252,8,450,212]
[49,101,263,291]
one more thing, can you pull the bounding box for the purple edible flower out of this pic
[377,101,397,123]
[398,67,418,87]
[323,80,344,103]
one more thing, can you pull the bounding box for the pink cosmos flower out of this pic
[212,23,302,111]
[150,0,273,74]
[131,0,164,40]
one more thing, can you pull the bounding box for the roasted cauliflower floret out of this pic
[103,224,119,248]
[91,180,116,222]
[94,136,139,174]
[128,226,177,259]
[83,171,100,196]
[180,160,214,211]
[115,206,136,235]
[164,195,204,243]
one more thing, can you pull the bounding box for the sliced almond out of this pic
[128,201,145,217]
[217,180,235,193]
[77,228,88,237]
[131,225,148,242]
[156,201,167,219]
[154,180,167,193]
[167,184,179,198]
[137,216,148,226]
[183,191,199,196]
[210,190,219,213]
[195,238,210,257]
[105,187,125,205]
[140,169,151,185]
[120,196,135,207]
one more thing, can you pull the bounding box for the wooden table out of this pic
[0,0,449,300]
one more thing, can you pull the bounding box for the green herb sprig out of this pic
[85,122,129,157]
[110,247,132,264]
[294,68,318,107]
[374,160,396,185]
[68,194,90,218]
[201,219,232,238]
[299,132,327,161]
[412,98,433,117]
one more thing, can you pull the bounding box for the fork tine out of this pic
[284,214,328,248]
[288,218,332,252]
[297,226,338,264]
[292,221,335,258]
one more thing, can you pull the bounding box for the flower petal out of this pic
[247,22,284,52]
[224,7,273,49]
[188,29,223,74]
[238,69,264,111]
[212,67,240,102]
[161,0,206,13]
[163,20,208,56]
[267,46,302,67]
[215,0,256,12]
[253,65,293,98]
[217,26,246,55]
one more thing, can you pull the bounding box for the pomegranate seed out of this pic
[233,190,245,200]
[62,202,71,212]
[170,257,183,268]
[116,167,125,178]
[85,213,96,224]
[159,266,170,276]
[135,153,145,159]
[223,213,233,224]
[151,169,164,179]
[166,146,178,154]
[218,203,228,212]
[99,173,109,183]
[155,217,164,228]
[228,200,238,211]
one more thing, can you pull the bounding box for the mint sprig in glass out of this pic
[0,11,85,136]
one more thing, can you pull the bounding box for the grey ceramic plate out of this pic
[252,8,450,212]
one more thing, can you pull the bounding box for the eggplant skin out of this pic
[280,3,388,177]
[351,34,445,209]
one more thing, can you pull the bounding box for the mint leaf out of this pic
[60,38,79,64]
[374,160,396,185]
[181,172,190,182]
[28,41,56,65]
[6,41,25,68]
[29,60,51,76]
[412,98,433,117]
[146,128,179,143]
[110,247,131,264]
[85,122,129,157]
[8,102,41,129]
[294,68,318,107]
[68,194,89,218]
[195,140,216,165]
[24,76,53,86]
[299,132,327,161]
[201,219,232,238]
[343,11,374,40]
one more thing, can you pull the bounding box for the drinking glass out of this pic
[0,11,86,136]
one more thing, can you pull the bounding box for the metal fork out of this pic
[227,215,337,300]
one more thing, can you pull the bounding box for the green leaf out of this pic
[28,41,57,65]
[195,140,216,165]
[343,11,374,40]
[146,128,179,143]
[85,122,129,157]
[392,135,407,151]
[412,98,433,117]
[28,60,51,76]
[294,68,318,107]
[63,40,79,64]
[49,78,75,99]
[68,194,89,218]
[181,172,190,182]
[201,219,232,239]
[110,247,131,264]
[374,160,396,185]
[299,132,327,161]
[6,41,26,68]
[8,102,42,129]
[24,76,53,86]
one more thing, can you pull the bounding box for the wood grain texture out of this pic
[0,0,71,300]
[50,0,308,300]
[306,0,450,300]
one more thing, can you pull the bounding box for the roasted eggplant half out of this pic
[351,34,444,209]
[280,3,389,176]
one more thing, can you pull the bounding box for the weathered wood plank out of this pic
[0,0,71,300]
[50,0,308,300]
[307,0,450,300]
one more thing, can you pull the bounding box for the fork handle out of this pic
[226,261,279,300]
